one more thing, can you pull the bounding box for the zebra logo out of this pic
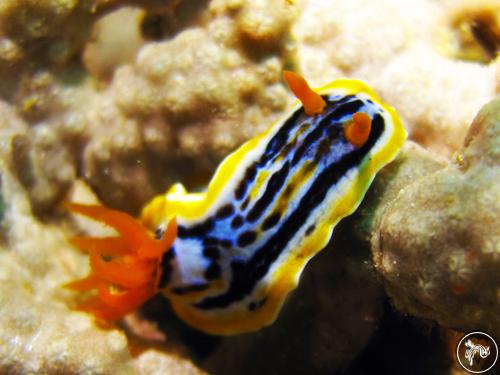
[457,332,498,374]
[465,339,491,366]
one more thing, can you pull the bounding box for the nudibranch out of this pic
[66,72,406,335]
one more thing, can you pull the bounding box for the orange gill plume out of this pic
[64,203,177,322]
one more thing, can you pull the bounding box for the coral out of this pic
[0,281,136,374]
[1,0,497,214]
[443,0,500,63]
[0,170,204,374]
[0,0,96,99]
[0,36,24,99]
[134,350,206,375]
[0,75,82,216]
[83,7,145,80]
[357,97,500,337]
[352,141,448,243]
[233,0,295,46]
[0,0,92,64]
[0,101,28,157]
[81,0,294,212]
[293,0,499,157]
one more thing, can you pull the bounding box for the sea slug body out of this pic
[66,72,406,335]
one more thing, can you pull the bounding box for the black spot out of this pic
[241,197,250,210]
[305,224,316,235]
[177,226,187,238]
[237,230,257,247]
[262,212,281,231]
[248,298,267,311]
[215,204,234,219]
[203,237,219,246]
[154,228,164,240]
[231,215,244,229]
[326,125,341,138]
[203,246,220,260]
[219,239,232,248]
[235,162,258,200]
[177,219,214,239]
[157,247,176,289]
[204,263,222,280]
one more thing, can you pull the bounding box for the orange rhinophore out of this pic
[64,202,177,322]
[283,70,326,116]
[344,111,372,148]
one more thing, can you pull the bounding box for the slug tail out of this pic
[64,203,177,321]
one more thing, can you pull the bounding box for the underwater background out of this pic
[0,0,499,374]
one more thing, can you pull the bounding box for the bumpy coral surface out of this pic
[0,172,205,374]
[1,0,498,215]
[82,0,295,213]
[294,0,499,157]
[356,97,500,337]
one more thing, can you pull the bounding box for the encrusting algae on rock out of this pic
[0,172,205,374]
[82,0,296,214]
[293,0,499,157]
[0,0,499,373]
[363,97,500,338]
